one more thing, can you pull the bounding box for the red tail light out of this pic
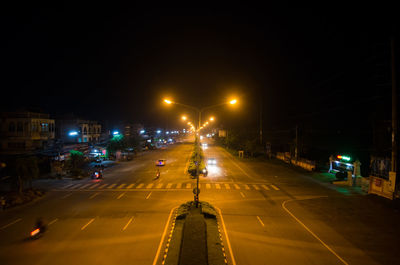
[31,228,40,236]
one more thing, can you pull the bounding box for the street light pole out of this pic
[164,98,237,207]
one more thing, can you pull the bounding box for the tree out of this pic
[67,150,86,177]
[15,156,39,192]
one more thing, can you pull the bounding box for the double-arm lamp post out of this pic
[164,98,237,207]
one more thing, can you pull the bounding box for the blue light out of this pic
[69,131,78,136]
[166,131,169,134]
[156,130,161,134]
[140,130,145,134]
[113,131,119,135]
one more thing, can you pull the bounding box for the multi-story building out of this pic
[56,118,101,144]
[0,111,55,154]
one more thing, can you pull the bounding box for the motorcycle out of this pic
[91,171,103,179]
[30,223,46,239]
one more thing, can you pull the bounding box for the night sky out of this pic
[1,5,398,131]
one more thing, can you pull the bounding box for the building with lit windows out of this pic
[0,111,55,154]
[56,118,101,144]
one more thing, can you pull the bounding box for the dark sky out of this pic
[1,5,398,129]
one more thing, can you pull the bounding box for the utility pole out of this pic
[295,125,298,162]
[391,36,397,174]
[259,97,263,145]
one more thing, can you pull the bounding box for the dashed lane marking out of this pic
[98,184,108,189]
[240,192,245,198]
[146,192,152,200]
[252,184,260,190]
[256,216,265,227]
[244,184,250,190]
[117,192,126,199]
[80,184,92,189]
[146,183,154,189]
[89,183,100,189]
[224,184,231,189]
[107,184,116,189]
[215,184,221,189]
[156,183,163,189]
[136,183,144,189]
[185,183,191,189]
[234,184,240,189]
[1,218,22,230]
[127,183,135,189]
[122,217,134,231]
[166,183,172,189]
[89,192,100,199]
[81,218,95,230]
[176,183,182,189]
[206,183,211,189]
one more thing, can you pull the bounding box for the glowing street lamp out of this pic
[229,99,237,105]
[182,115,187,121]
[209,116,215,121]
[164,99,172,104]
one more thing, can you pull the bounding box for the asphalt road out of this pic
[0,137,386,265]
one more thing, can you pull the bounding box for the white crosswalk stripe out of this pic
[60,182,279,191]
[261,184,270,190]
[270,184,280,190]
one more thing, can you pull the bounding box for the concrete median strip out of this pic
[159,201,234,265]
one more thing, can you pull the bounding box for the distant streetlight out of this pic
[209,116,215,121]
[182,115,187,121]
[162,97,239,207]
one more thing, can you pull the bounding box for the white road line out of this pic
[117,192,126,199]
[176,183,182,189]
[80,184,92,189]
[224,183,231,189]
[206,183,211,189]
[282,198,348,265]
[166,183,172,189]
[107,184,116,189]
[122,217,134,231]
[1,218,22,229]
[48,218,58,226]
[146,192,152,200]
[98,184,108,189]
[69,184,82,189]
[152,206,178,265]
[234,184,240,190]
[185,183,191,189]
[257,216,265,227]
[89,183,100,189]
[127,183,135,189]
[61,193,72,199]
[271,184,279,190]
[89,192,100,199]
[240,192,245,198]
[215,184,221,189]
[136,183,144,189]
[117,184,126,189]
[252,184,260,190]
[215,207,237,265]
[261,184,270,190]
[146,183,154,189]
[81,218,95,230]
[63,183,75,189]
[244,184,250,190]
